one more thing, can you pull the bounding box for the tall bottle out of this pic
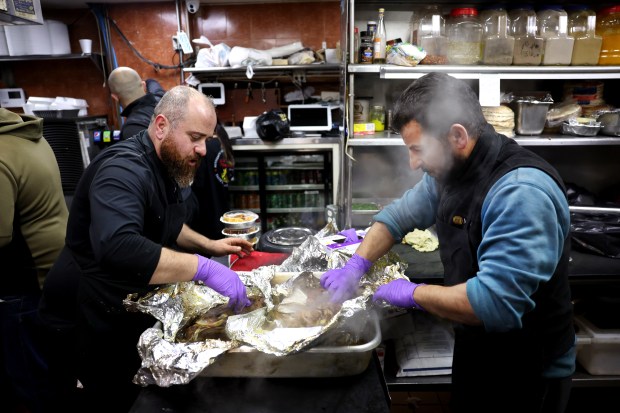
[373,8,387,64]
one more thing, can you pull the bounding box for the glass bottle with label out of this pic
[509,6,543,65]
[570,13,602,65]
[597,6,620,65]
[538,6,574,65]
[359,31,374,64]
[447,7,482,65]
[482,7,514,65]
[372,8,387,64]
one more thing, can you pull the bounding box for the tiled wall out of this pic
[5,1,340,129]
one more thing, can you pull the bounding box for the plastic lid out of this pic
[265,227,314,246]
[451,7,478,17]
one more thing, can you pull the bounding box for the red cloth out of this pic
[229,251,289,271]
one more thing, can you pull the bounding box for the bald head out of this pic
[108,67,146,108]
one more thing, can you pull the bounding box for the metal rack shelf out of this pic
[347,133,620,147]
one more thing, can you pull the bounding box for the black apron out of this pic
[435,127,574,412]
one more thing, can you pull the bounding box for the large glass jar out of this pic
[510,6,543,65]
[570,10,602,65]
[567,5,595,36]
[509,5,536,37]
[419,13,448,64]
[537,6,574,65]
[447,7,483,65]
[597,6,620,65]
[415,5,445,44]
[482,7,514,65]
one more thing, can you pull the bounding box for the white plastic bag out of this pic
[194,36,231,68]
[228,46,273,67]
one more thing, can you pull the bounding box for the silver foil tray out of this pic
[201,315,381,378]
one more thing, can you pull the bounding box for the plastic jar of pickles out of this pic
[447,7,482,65]
[597,6,620,65]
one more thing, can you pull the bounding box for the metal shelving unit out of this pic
[345,0,620,393]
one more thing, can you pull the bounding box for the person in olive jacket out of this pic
[39,87,253,412]
[0,108,68,413]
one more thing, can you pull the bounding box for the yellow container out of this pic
[597,6,620,65]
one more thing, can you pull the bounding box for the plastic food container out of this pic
[220,210,259,229]
[221,226,261,245]
[596,110,620,136]
[561,121,601,137]
[510,96,553,135]
[575,314,620,375]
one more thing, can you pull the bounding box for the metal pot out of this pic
[257,227,315,253]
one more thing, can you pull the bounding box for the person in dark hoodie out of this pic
[108,66,165,140]
[0,108,68,413]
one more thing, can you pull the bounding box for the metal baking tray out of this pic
[200,314,381,378]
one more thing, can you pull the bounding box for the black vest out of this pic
[435,126,574,410]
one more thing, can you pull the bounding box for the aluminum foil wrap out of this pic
[130,231,408,387]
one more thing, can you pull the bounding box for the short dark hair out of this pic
[392,72,487,139]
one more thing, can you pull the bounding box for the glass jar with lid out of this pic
[419,13,448,64]
[509,6,543,65]
[482,7,514,65]
[537,6,574,65]
[569,7,602,65]
[447,7,483,65]
[369,105,385,132]
[597,6,620,65]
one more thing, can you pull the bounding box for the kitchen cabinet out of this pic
[229,137,341,233]
[343,0,620,397]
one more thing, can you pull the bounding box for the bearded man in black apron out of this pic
[321,73,575,413]
[39,86,253,412]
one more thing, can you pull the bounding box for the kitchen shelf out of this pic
[265,184,324,191]
[0,53,107,73]
[347,133,620,147]
[266,207,325,213]
[229,185,259,191]
[185,63,341,74]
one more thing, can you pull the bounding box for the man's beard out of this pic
[160,136,201,188]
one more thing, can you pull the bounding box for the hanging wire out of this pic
[106,17,195,71]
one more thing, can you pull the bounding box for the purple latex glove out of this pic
[193,254,251,312]
[320,253,372,303]
[373,279,426,310]
[338,228,359,243]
